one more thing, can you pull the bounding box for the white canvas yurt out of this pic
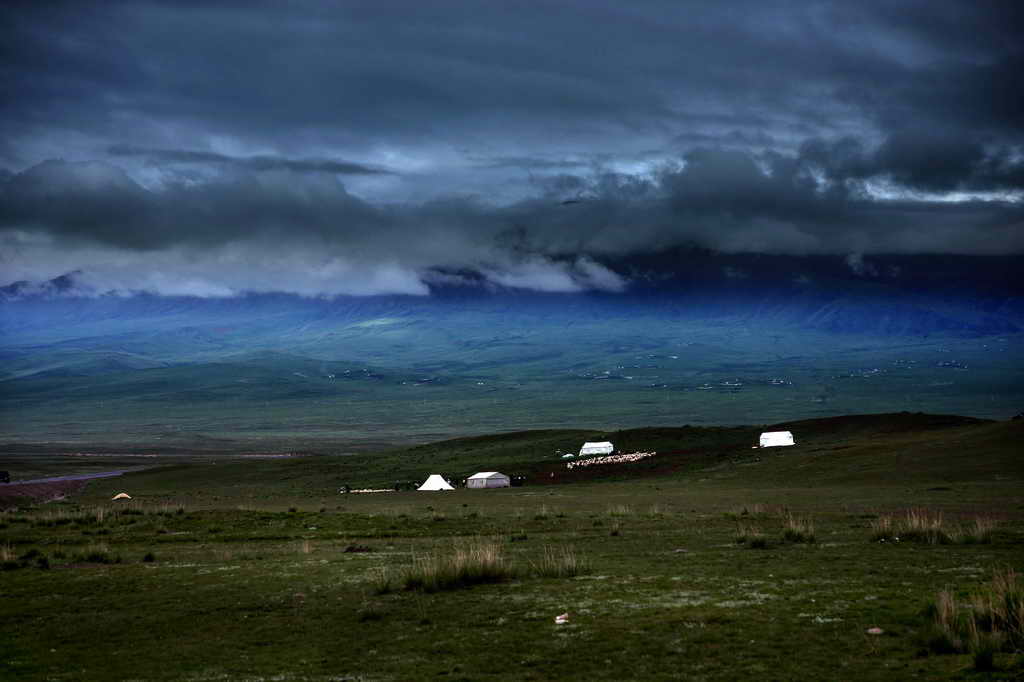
[758,431,795,448]
[466,472,510,489]
[579,441,614,456]
[417,474,454,491]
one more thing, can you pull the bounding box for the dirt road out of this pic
[0,468,148,507]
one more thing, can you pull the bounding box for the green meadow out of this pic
[2,414,1023,680]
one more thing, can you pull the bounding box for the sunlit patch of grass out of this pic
[606,504,633,517]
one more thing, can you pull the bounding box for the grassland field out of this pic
[1,413,1023,680]
[3,312,1022,447]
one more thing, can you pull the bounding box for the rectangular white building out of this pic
[759,431,795,448]
[579,441,614,456]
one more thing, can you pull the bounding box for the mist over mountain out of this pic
[4,249,1022,340]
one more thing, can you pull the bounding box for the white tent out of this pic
[759,431,795,448]
[417,474,454,491]
[111,492,132,500]
[579,441,614,456]
[466,472,510,489]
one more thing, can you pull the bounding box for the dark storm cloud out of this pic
[107,145,395,175]
[470,157,591,171]
[0,159,385,250]
[799,131,1024,194]
[1,1,1022,295]
[3,149,1020,257]
[5,0,1021,158]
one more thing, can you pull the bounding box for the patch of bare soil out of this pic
[0,479,88,508]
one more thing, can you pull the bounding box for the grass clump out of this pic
[735,523,768,548]
[961,517,997,544]
[606,504,633,518]
[402,539,513,593]
[357,604,385,623]
[925,568,1024,671]
[871,509,997,545]
[1,546,50,570]
[781,513,815,544]
[532,545,588,578]
[74,544,122,565]
[370,566,396,595]
[899,508,951,544]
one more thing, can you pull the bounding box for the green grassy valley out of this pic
[4,316,1021,447]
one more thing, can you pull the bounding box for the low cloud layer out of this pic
[1,147,1020,297]
[107,145,394,176]
[1,1,1022,296]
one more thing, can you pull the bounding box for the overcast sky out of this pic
[2,0,1022,296]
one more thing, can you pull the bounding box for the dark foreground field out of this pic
[2,413,1023,680]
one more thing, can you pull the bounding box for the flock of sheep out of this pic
[565,451,656,469]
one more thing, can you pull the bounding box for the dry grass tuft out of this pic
[925,567,1023,670]
[532,545,588,578]
[606,504,634,517]
[734,523,763,544]
[402,539,514,592]
[963,517,997,544]
[371,565,397,595]
[872,509,997,545]
[781,513,815,544]
[902,508,951,544]
[927,589,964,653]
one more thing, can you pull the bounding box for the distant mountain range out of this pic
[3,251,1022,341]
[2,250,1021,445]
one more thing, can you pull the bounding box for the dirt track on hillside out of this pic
[0,469,142,508]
